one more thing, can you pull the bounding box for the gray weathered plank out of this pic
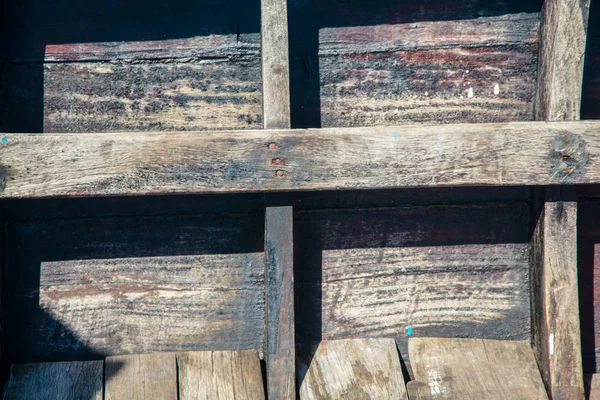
[261,0,291,129]
[586,374,600,400]
[535,0,590,121]
[105,353,177,400]
[3,361,103,400]
[39,253,265,356]
[319,13,539,127]
[408,338,548,399]
[178,350,265,400]
[530,187,585,399]
[1,121,599,198]
[265,206,295,399]
[298,338,408,399]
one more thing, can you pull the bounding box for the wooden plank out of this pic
[318,13,538,127]
[3,212,264,363]
[408,338,548,399]
[530,187,585,399]
[535,0,590,121]
[298,338,408,399]
[105,353,177,400]
[2,360,103,400]
[261,0,291,129]
[178,350,265,400]
[265,206,295,399]
[1,121,600,198]
[37,253,264,356]
[295,203,531,366]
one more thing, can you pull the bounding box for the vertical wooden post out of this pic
[535,0,590,121]
[261,0,291,129]
[265,206,295,399]
[533,0,590,397]
[531,187,584,400]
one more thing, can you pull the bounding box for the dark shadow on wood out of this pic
[582,0,600,119]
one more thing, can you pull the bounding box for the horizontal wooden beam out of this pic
[0,121,599,198]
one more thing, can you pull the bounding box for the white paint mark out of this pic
[494,84,500,95]
[425,91,429,96]
[467,87,474,98]
[549,333,555,356]
[428,370,442,395]
[466,69,470,74]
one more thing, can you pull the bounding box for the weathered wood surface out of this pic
[586,374,600,400]
[38,253,265,356]
[1,121,600,198]
[579,200,600,373]
[530,187,585,399]
[298,338,408,400]
[178,350,265,400]
[0,0,262,133]
[265,207,295,399]
[408,338,548,399]
[2,361,103,400]
[318,13,539,127]
[295,203,530,374]
[4,212,262,363]
[105,353,177,400]
[33,36,260,133]
[261,0,291,129]
[535,0,590,121]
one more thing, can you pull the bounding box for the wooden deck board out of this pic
[298,338,408,400]
[2,361,103,400]
[408,338,548,399]
[1,121,600,198]
[105,353,177,400]
[178,350,265,400]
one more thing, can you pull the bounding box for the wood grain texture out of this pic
[105,353,177,400]
[2,361,103,400]
[261,0,291,129]
[299,338,408,400]
[1,121,600,199]
[265,207,295,399]
[319,13,539,127]
[38,253,265,356]
[178,350,265,400]
[408,338,548,399]
[530,187,585,399]
[535,0,590,121]
[4,211,262,363]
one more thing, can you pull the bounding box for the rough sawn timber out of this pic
[298,338,408,400]
[408,338,548,399]
[178,350,265,400]
[0,121,599,198]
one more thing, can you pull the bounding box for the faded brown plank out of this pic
[38,253,264,356]
[178,350,265,400]
[105,353,177,400]
[535,0,590,121]
[1,121,599,198]
[265,206,295,399]
[319,13,539,127]
[3,361,103,400]
[261,0,291,129]
[409,338,548,399]
[531,187,585,399]
[298,338,408,399]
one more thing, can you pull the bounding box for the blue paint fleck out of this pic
[227,169,231,175]
[1,137,7,143]
[407,326,413,337]
[392,133,401,139]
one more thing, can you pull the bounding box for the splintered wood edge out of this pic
[1,120,599,199]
